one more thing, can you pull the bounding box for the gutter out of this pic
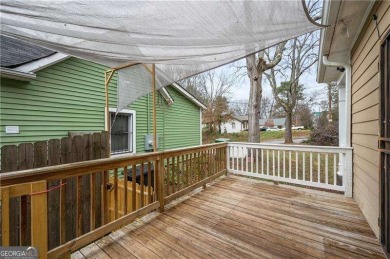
[322,55,351,148]
[0,67,36,81]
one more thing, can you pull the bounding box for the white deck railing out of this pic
[226,142,353,196]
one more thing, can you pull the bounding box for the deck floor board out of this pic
[73,175,385,259]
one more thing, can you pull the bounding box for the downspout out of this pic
[322,55,353,197]
[322,55,351,147]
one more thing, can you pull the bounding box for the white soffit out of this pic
[318,0,374,83]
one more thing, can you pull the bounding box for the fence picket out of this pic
[48,139,61,249]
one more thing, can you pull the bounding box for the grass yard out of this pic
[203,130,311,144]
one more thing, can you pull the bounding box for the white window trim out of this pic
[107,108,137,155]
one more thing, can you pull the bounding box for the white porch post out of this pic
[322,56,353,197]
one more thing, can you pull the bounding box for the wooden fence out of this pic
[0,132,110,249]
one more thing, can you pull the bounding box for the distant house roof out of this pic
[259,118,286,126]
[1,35,55,68]
[233,115,248,122]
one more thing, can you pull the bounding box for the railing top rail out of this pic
[0,143,227,187]
[227,142,353,153]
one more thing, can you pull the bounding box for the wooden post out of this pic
[152,64,157,152]
[104,71,109,133]
[31,181,48,259]
[104,70,115,156]
[157,157,165,212]
[1,187,10,246]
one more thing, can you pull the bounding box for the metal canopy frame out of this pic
[104,63,158,154]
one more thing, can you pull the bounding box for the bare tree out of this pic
[180,68,236,133]
[265,33,319,143]
[230,99,249,116]
[260,96,275,119]
[245,41,287,143]
[264,0,321,143]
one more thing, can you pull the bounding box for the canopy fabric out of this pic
[1,0,319,109]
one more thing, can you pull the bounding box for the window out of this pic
[232,122,236,129]
[109,109,135,154]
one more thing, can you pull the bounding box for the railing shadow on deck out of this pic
[0,141,353,259]
[0,143,227,259]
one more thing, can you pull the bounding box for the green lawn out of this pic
[203,130,311,144]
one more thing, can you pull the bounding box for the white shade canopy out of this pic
[1,0,320,108]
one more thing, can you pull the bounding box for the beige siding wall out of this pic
[351,0,390,238]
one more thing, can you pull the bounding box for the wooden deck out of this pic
[73,175,385,259]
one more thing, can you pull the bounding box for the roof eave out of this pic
[0,67,36,81]
[172,83,207,110]
[14,53,69,73]
[316,0,340,83]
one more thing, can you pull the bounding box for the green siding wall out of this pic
[0,57,201,153]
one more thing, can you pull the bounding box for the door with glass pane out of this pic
[380,30,390,257]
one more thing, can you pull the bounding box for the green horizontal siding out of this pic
[0,57,201,153]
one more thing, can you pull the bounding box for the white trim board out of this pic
[14,53,69,73]
[108,107,137,155]
[172,83,207,109]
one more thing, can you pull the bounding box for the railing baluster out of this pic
[114,168,118,220]
[241,147,244,171]
[261,149,264,174]
[186,154,189,187]
[277,150,280,177]
[334,154,337,185]
[182,154,185,188]
[302,152,306,181]
[317,154,321,183]
[256,149,259,174]
[325,154,329,185]
[245,148,248,172]
[197,152,201,182]
[76,175,82,236]
[189,153,193,185]
[289,151,292,178]
[172,156,176,194]
[166,157,170,196]
[60,179,66,244]
[132,164,136,212]
[273,150,275,176]
[267,150,269,175]
[283,151,286,178]
[102,170,109,225]
[124,166,128,214]
[236,147,239,171]
[310,153,313,182]
[251,148,254,173]
[90,173,96,231]
[140,163,144,208]
[147,162,152,204]
[295,151,298,180]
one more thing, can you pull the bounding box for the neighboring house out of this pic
[234,115,248,131]
[259,118,286,129]
[317,0,390,253]
[0,36,206,155]
[221,115,244,133]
